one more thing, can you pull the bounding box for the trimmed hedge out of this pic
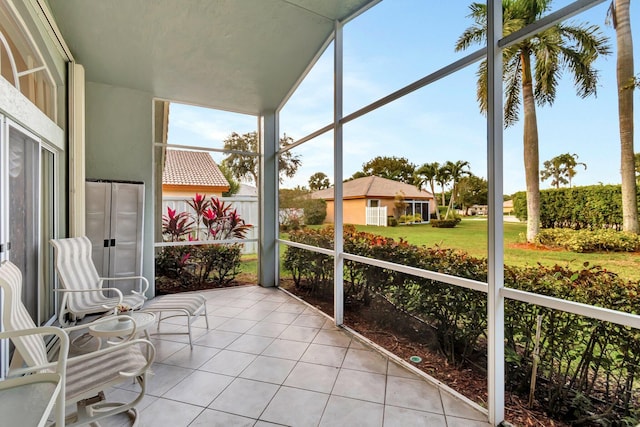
[535,228,640,252]
[512,185,640,230]
[431,218,460,228]
[283,227,640,424]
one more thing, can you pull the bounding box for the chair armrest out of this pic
[67,338,155,378]
[99,276,150,297]
[53,287,124,309]
[0,326,69,378]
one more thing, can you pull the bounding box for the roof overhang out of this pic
[46,0,379,115]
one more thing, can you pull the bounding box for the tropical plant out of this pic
[456,0,611,241]
[443,160,470,219]
[222,131,301,187]
[415,162,441,219]
[157,194,252,288]
[608,0,639,233]
[162,207,194,242]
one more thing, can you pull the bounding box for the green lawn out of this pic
[354,219,640,282]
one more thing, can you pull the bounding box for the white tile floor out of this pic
[97,285,492,427]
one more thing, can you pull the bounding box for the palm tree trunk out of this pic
[616,0,639,233]
[521,51,541,242]
[429,182,441,220]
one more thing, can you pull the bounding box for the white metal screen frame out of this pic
[274,1,637,425]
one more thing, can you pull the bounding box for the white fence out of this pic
[365,206,387,226]
[162,196,258,254]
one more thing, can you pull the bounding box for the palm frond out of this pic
[455,25,487,51]
[503,55,522,127]
[477,60,489,114]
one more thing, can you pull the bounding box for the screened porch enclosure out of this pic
[4,0,638,425]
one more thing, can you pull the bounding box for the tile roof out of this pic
[311,175,434,200]
[162,149,229,188]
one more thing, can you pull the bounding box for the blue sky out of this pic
[168,1,640,195]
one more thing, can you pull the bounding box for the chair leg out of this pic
[204,304,210,330]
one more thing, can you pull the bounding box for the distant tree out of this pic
[540,153,586,188]
[436,165,451,207]
[635,152,640,184]
[443,160,470,219]
[608,0,638,233]
[415,162,441,219]
[457,174,488,214]
[456,0,610,241]
[220,163,240,197]
[564,154,587,188]
[308,172,331,191]
[222,131,301,187]
[279,186,309,209]
[393,192,408,220]
[351,156,416,184]
[540,157,566,189]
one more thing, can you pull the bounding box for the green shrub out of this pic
[398,214,422,224]
[302,198,327,225]
[279,208,303,231]
[387,216,398,227]
[430,219,459,228]
[535,228,640,252]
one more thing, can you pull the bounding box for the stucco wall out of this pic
[85,82,155,295]
[343,199,367,225]
[323,199,369,225]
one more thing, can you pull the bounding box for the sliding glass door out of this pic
[1,120,57,325]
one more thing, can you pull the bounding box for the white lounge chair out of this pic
[50,236,149,326]
[0,260,155,426]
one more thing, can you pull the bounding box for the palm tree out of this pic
[416,162,441,219]
[540,153,586,188]
[436,165,451,208]
[444,160,471,219]
[563,153,587,188]
[608,0,638,233]
[456,0,610,241]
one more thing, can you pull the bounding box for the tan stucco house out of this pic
[162,149,229,198]
[311,175,435,225]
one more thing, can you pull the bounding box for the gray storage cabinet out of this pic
[85,180,144,295]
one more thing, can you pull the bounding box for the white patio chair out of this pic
[0,326,69,427]
[0,260,155,426]
[50,236,149,326]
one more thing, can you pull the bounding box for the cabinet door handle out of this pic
[104,239,109,247]
[110,239,116,247]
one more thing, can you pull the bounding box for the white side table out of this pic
[89,312,156,344]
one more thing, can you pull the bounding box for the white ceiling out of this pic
[47,0,378,115]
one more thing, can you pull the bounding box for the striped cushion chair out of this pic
[0,260,155,426]
[50,236,149,326]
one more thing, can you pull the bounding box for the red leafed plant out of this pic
[157,194,252,289]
